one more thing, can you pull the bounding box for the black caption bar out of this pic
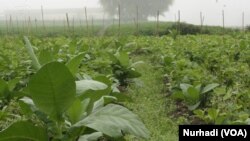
[179,125,250,141]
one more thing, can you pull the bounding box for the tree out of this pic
[99,0,174,21]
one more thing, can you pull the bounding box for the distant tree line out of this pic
[99,0,174,20]
[246,25,250,31]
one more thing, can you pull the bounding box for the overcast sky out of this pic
[0,0,249,26]
[164,0,250,26]
[0,0,99,11]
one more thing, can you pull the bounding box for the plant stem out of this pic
[56,121,63,139]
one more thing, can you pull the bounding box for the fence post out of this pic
[156,10,160,36]
[16,17,19,34]
[35,18,38,33]
[178,10,181,35]
[136,5,139,35]
[41,6,46,31]
[118,4,121,36]
[91,16,94,36]
[242,12,245,33]
[66,13,70,33]
[85,7,89,36]
[222,10,225,35]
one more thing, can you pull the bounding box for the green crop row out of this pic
[0,36,149,140]
[0,33,249,140]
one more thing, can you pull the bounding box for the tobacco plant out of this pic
[109,51,142,88]
[0,37,150,140]
[171,83,219,110]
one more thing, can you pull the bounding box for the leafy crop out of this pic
[0,62,149,140]
[109,51,142,88]
[0,37,150,140]
[0,32,249,140]
[171,83,219,110]
[158,34,250,124]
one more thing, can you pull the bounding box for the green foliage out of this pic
[24,36,41,70]
[159,34,250,125]
[0,121,48,141]
[194,108,226,124]
[38,49,54,65]
[168,29,179,40]
[66,53,85,76]
[171,83,219,110]
[171,23,201,35]
[109,51,142,87]
[29,62,76,120]
[0,61,149,140]
[78,132,103,141]
[0,78,21,105]
[76,80,108,96]
[74,104,150,139]
[246,25,250,32]
[170,22,238,35]
[1,33,250,140]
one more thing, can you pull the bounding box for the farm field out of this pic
[0,33,249,140]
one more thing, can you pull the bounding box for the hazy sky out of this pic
[0,0,100,11]
[0,0,249,26]
[163,0,250,26]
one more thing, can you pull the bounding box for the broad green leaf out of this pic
[93,96,117,111]
[0,121,48,141]
[201,83,219,94]
[29,62,76,120]
[76,80,108,96]
[66,53,85,75]
[24,36,41,70]
[66,99,82,124]
[78,90,112,114]
[73,104,150,139]
[67,99,90,124]
[78,132,103,141]
[116,52,129,67]
[39,49,54,65]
